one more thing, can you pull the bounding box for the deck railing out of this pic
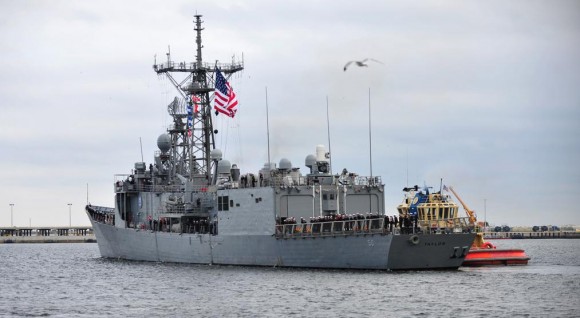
[274,216,472,239]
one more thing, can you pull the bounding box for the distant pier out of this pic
[0,226,95,243]
[484,231,580,239]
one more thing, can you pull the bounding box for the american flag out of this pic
[214,68,238,118]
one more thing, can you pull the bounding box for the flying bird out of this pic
[343,58,384,71]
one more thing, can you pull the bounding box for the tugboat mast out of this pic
[152,15,243,185]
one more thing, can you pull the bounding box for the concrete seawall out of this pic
[484,231,580,239]
[0,235,96,244]
[0,226,95,244]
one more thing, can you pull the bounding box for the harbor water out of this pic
[0,239,578,317]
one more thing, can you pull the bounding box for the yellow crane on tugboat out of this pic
[446,186,530,266]
[447,186,487,248]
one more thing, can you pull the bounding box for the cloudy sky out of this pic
[1,0,579,227]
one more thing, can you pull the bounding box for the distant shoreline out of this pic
[484,231,580,240]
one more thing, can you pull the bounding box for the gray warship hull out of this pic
[87,15,476,271]
[88,211,474,270]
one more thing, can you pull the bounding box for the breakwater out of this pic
[0,226,95,243]
[483,231,580,239]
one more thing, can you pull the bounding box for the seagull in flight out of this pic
[343,58,384,71]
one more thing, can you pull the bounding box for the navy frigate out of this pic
[86,15,475,270]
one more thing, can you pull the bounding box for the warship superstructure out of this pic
[86,15,475,270]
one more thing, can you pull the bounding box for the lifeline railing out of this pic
[114,175,211,194]
[274,216,473,239]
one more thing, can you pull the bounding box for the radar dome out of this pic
[217,159,231,174]
[279,158,292,170]
[210,149,223,161]
[157,134,171,153]
[305,154,316,168]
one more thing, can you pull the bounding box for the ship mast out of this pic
[152,15,243,185]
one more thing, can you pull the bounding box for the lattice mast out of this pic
[153,15,243,185]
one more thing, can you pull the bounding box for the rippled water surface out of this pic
[1,239,579,317]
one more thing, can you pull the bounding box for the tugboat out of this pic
[396,185,471,234]
[446,186,530,266]
[406,186,530,267]
[85,15,476,270]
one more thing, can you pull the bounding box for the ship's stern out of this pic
[387,233,476,270]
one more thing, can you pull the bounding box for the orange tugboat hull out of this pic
[463,248,530,266]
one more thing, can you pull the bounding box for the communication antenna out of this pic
[265,87,271,167]
[406,148,409,187]
[368,87,373,179]
[368,88,373,213]
[326,96,332,174]
[139,137,144,162]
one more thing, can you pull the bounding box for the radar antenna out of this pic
[152,15,243,184]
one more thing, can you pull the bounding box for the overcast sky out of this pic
[1,0,579,227]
